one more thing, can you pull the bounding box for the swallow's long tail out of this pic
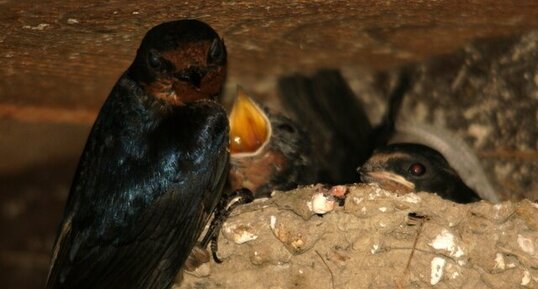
[371,68,412,148]
[278,69,373,184]
[278,68,412,184]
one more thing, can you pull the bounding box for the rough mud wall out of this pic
[177,185,538,289]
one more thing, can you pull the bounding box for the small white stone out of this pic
[494,204,504,219]
[308,193,335,214]
[431,257,446,285]
[430,229,465,258]
[67,18,79,24]
[378,207,387,212]
[371,244,379,254]
[454,247,464,258]
[494,253,505,270]
[517,234,535,255]
[270,216,277,230]
[521,270,531,286]
[400,193,421,203]
[223,224,257,244]
[234,231,258,244]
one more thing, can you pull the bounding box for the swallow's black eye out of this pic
[148,49,163,70]
[207,38,226,64]
[408,163,426,176]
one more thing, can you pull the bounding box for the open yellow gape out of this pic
[229,86,270,154]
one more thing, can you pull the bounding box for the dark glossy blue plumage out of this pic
[47,19,229,289]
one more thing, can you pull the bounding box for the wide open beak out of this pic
[229,86,270,154]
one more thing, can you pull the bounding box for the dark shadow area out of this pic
[0,157,78,289]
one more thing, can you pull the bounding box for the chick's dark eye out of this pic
[148,49,162,70]
[278,123,296,133]
[207,38,226,64]
[408,163,426,176]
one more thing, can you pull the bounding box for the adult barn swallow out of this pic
[227,87,316,198]
[46,20,229,289]
[358,143,481,203]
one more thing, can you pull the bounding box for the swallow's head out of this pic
[227,87,314,197]
[358,143,460,195]
[131,19,227,106]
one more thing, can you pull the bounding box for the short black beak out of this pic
[175,67,207,89]
[356,165,373,183]
[357,164,370,176]
[356,166,365,179]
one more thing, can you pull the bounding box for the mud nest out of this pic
[174,184,538,288]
